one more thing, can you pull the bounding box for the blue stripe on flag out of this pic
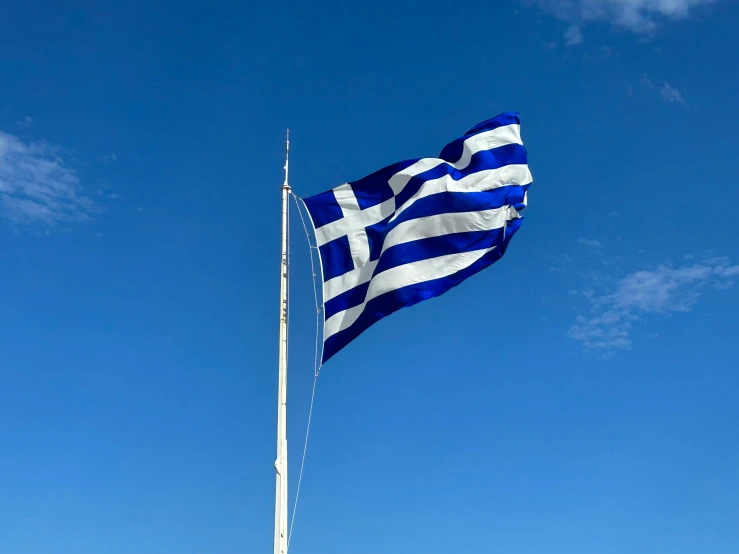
[349,160,415,210]
[438,112,520,161]
[365,215,393,262]
[394,143,527,209]
[303,190,344,228]
[323,226,509,319]
[386,186,529,237]
[319,235,355,280]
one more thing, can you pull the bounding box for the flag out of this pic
[302,112,532,363]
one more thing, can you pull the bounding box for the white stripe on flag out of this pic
[388,123,522,196]
[323,207,513,301]
[333,183,362,214]
[392,164,532,221]
[324,261,378,302]
[382,207,511,254]
[315,198,394,247]
[324,245,496,339]
[315,164,531,247]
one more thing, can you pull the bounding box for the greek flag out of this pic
[303,112,532,363]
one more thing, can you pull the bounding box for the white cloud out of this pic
[578,237,603,248]
[569,258,737,355]
[98,153,118,162]
[564,25,584,45]
[549,252,575,273]
[716,265,739,277]
[18,116,33,128]
[660,82,687,104]
[640,74,655,89]
[529,0,717,34]
[613,265,712,312]
[640,75,687,105]
[0,131,99,225]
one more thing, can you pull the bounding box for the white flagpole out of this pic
[274,130,290,554]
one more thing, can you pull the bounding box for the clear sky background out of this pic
[2,1,738,553]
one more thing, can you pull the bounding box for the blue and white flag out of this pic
[303,112,532,363]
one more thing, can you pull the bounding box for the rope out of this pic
[291,193,324,376]
[287,192,323,550]
[288,373,317,549]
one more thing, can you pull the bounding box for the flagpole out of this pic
[274,130,290,554]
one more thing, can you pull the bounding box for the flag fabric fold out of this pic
[302,112,533,363]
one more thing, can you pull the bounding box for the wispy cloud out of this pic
[0,131,99,225]
[568,256,738,356]
[578,238,602,248]
[641,75,688,105]
[98,153,118,163]
[640,74,655,89]
[528,0,717,34]
[549,252,574,274]
[18,116,33,128]
[564,25,584,45]
[660,82,687,104]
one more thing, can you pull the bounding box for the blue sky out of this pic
[1,1,738,553]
